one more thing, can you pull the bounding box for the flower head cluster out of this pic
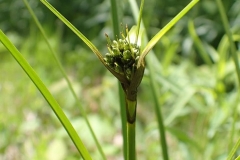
[104,33,140,81]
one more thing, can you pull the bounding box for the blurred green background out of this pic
[0,0,240,159]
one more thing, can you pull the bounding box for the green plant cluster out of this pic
[104,33,140,81]
[1,0,240,160]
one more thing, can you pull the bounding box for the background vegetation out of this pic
[0,0,240,159]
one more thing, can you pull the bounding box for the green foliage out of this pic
[0,30,92,159]
[0,0,240,160]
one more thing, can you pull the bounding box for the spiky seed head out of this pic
[104,31,140,81]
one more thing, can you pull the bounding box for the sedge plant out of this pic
[1,0,240,159]
[0,0,216,159]
[39,0,199,159]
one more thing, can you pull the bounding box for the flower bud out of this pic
[118,39,125,50]
[123,50,132,60]
[112,48,121,56]
[112,40,118,48]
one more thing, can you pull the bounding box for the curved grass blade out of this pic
[40,0,128,85]
[0,30,92,160]
[22,0,106,159]
[39,1,98,58]
[188,20,212,65]
[139,0,199,62]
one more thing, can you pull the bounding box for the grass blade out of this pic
[188,20,212,65]
[140,0,199,59]
[118,83,127,159]
[147,53,169,160]
[135,0,144,44]
[40,0,128,85]
[216,0,240,154]
[226,137,240,160]
[216,0,240,85]
[110,0,127,159]
[110,0,120,37]
[0,30,92,160]
[22,0,106,159]
[40,0,100,58]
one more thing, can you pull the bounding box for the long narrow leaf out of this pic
[188,20,212,65]
[216,0,240,154]
[147,52,169,160]
[140,0,199,60]
[40,0,99,57]
[135,0,144,44]
[0,30,92,160]
[40,0,129,91]
[22,0,106,159]
[227,137,240,160]
[216,0,240,85]
[110,0,127,159]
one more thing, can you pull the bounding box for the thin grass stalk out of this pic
[126,122,136,160]
[215,0,240,84]
[188,20,212,65]
[147,54,169,160]
[229,90,240,150]
[126,98,137,160]
[110,0,127,159]
[110,0,120,36]
[135,0,145,44]
[23,0,106,159]
[0,30,92,160]
[123,1,145,159]
[128,0,169,159]
[226,137,240,160]
[118,84,127,159]
[215,0,240,154]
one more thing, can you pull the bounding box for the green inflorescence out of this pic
[104,33,140,81]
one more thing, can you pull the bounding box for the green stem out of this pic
[119,83,128,159]
[109,0,127,158]
[126,98,137,160]
[110,0,120,37]
[216,0,240,155]
[153,98,169,160]
[188,20,212,66]
[147,54,169,160]
[216,0,240,85]
[127,122,136,160]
